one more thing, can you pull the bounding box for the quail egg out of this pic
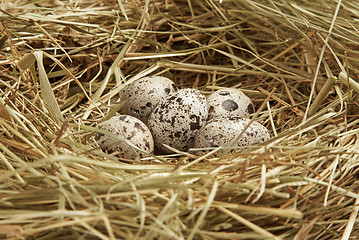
[120,76,177,124]
[194,116,270,157]
[95,115,154,159]
[207,88,254,119]
[148,88,208,153]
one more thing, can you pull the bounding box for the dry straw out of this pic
[1,0,359,239]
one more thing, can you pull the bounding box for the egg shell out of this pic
[207,88,254,119]
[194,116,270,157]
[95,115,154,159]
[148,88,208,153]
[120,76,177,124]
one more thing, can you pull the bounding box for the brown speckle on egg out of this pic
[247,103,255,114]
[120,76,177,124]
[194,116,270,157]
[222,99,239,111]
[207,88,254,119]
[95,115,154,159]
[148,88,208,153]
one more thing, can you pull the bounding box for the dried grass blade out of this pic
[308,76,336,117]
[293,216,320,240]
[211,201,302,219]
[324,154,340,206]
[17,53,36,70]
[217,205,282,240]
[303,0,343,121]
[188,180,218,240]
[82,0,151,120]
[0,150,25,185]
[341,194,359,240]
[33,51,63,124]
[34,22,72,62]
[339,71,359,94]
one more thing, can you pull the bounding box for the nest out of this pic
[1,0,359,239]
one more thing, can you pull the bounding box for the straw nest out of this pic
[1,0,359,239]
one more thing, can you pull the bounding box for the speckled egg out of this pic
[120,76,177,124]
[194,116,270,157]
[95,115,154,159]
[207,88,254,119]
[148,88,208,153]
